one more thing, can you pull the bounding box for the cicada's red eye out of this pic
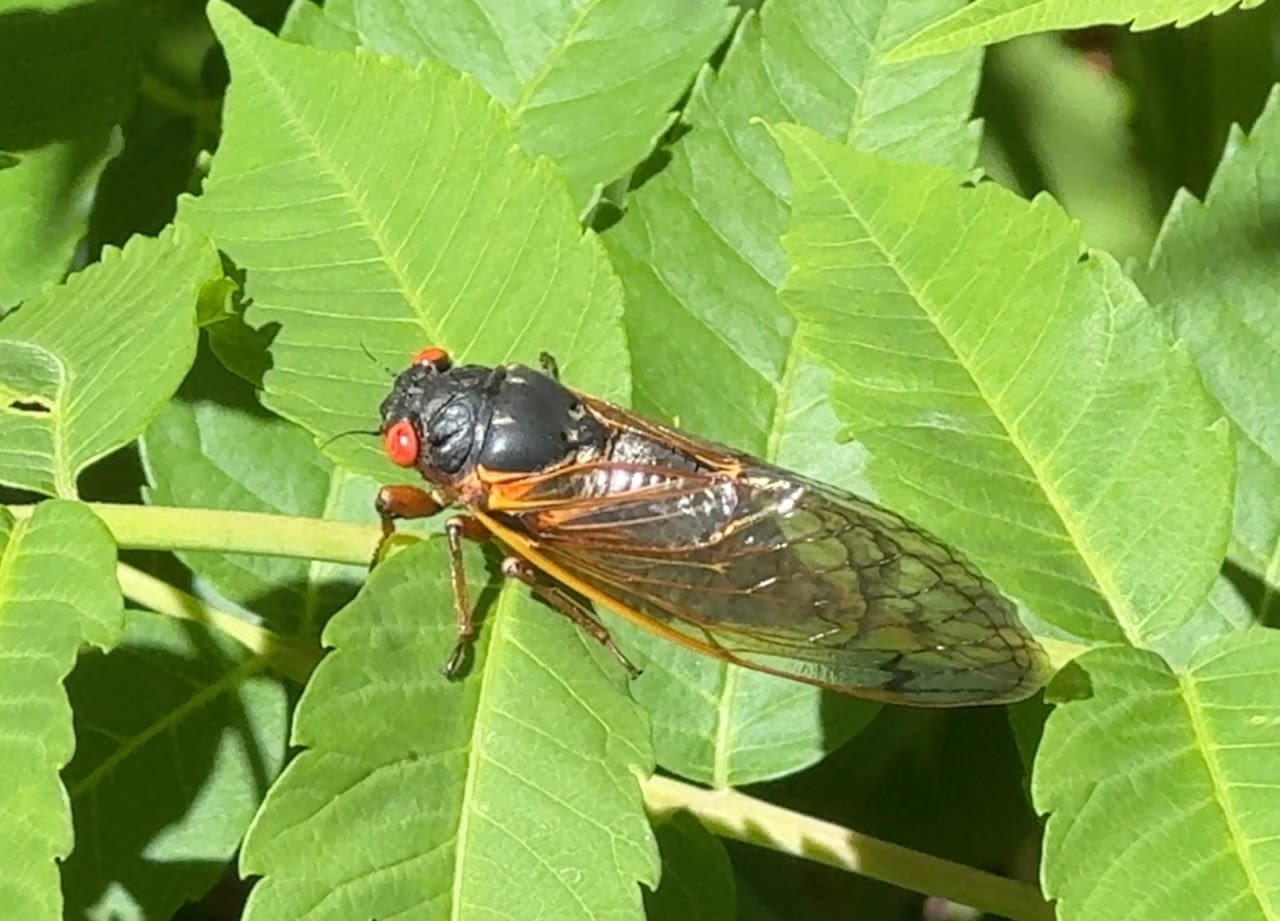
[413,347,452,371]
[383,420,420,467]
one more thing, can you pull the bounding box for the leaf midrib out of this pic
[1179,668,1279,921]
[224,28,441,346]
[799,142,1145,646]
[452,581,512,920]
[510,0,603,117]
[0,514,30,622]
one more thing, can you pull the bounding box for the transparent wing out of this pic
[484,460,1048,705]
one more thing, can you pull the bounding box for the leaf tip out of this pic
[204,0,240,33]
[205,0,265,52]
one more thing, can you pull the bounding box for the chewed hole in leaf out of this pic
[0,342,64,412]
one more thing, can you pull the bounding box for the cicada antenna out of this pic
[360,341,397,378]
[320,427,380,450]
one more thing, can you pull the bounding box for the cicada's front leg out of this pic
[372,484,447,567]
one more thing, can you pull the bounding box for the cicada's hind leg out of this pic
[500,556,642,679]
[372,484,446,567]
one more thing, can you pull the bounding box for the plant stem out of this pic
[116,563,323,683]
[6,502,380,565]
[643,775,1055,921]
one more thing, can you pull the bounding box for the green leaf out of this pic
[889,1,1268,62]
[0,0,158,142]
[0,223,221,497]
[774,123,1232,653]
[280,0,359,49]
[1158,576,1257,669]
[141,345,366,636]
[0,0,169,303]
[1116,7,1280,222]
[184,1,628,483]
[0,500,122,921]
[1135,86,1280,622]
[1033,629,1280,921]
[350,0,736,210]
[61,609,288,921]
[241,541,658,921]
[604,0,982,785]
[0,134,120,306]
[978,36,1158,262]
[645,812,735,921]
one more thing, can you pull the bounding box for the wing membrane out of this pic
[482,457,1048,705]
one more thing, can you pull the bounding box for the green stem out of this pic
[7,502,380,565]
[643,775,1055,921]
[116,563,322,683]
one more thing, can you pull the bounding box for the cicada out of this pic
[375,347,1048,705]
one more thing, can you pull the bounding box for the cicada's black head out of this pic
[379,347,608,487]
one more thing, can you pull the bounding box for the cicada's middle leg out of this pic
[374,485,491,677]
[440,514,490,677]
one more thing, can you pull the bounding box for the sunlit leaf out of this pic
[350,0,736,209]
[0,223,220,496]
[0,501,121,921]
[1035,629,1280,921]
[1136,86,1280,623]
[889,0,1268,62]
[774,123,1231,654]
[183,2,628,485]
[240,541,657,921]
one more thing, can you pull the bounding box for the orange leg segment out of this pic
[372,484,446,566]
